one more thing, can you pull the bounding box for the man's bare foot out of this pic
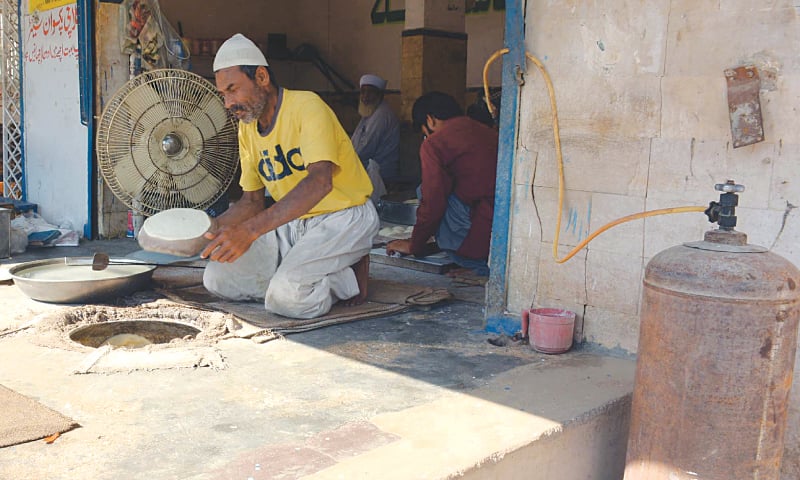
[343,255,369,306]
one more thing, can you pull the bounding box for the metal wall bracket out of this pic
[725,65,764,148]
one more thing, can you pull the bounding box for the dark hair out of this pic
[411,91,463,132]
[466,91,500,128]
[239,65,279,87]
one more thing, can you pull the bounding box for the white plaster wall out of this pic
[159,0,504,89]
[22,2,88,233]
[327,0,405,93]
[466,8,506,87]
[405,0,466,31]
[508,1,800,476]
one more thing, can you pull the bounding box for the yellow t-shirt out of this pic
[238,89,372,218]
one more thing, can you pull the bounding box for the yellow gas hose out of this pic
[482,49,707,263]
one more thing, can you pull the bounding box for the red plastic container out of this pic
[126,210,135,238]
[521,308,576,354]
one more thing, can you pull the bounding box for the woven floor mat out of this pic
[0,384,78,448]
[156,279,453,339]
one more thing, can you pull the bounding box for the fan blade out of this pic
[112,143,160,197]
[188,91,231,141]
[122,83,170,127]
[112,161,147,198]
[140,169,180,212]
[174,164,222,204]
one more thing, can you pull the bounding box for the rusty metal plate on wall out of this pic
[725,65,764,148]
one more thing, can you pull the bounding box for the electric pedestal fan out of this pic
[96,69,239,217]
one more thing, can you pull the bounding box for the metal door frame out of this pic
[1,0,24,200]
[485,0,525,333]
[77,0,94,238]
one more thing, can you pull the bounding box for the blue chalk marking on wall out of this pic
[565,202,593,243]
[585,198,592,241]
[569,208,579,236]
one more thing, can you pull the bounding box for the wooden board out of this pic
[369,248,453,274]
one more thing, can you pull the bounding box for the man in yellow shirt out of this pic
[201,34,379,319]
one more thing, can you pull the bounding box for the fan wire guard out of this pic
[97,69,239,217]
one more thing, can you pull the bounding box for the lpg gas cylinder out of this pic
[624,181,800,480]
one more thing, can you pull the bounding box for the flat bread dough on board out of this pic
[138,208,212,257]
[378,225,414,239]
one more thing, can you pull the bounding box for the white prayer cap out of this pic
[359,74,387,90]
[213,33,269,72]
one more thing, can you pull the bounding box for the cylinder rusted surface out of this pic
[625,242,800,480]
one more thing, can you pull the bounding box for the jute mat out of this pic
[156,279,453,340]
[0,384,79,448]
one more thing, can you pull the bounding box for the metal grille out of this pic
[1,0,23,199]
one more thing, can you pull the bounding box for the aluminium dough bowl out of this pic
[137,208,213,257]
[10,258,156,304]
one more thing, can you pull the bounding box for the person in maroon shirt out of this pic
[386,92,499,276]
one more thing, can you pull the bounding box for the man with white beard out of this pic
[350,74,400,201]
[201,34,379,318]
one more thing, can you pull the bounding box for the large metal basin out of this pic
[9,258,156,304]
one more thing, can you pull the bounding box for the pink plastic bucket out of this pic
[521,308,576,354]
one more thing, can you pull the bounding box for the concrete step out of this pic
[305,353,635,480]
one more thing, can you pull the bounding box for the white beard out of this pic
[230,88,268,124]
[358,100,379,118]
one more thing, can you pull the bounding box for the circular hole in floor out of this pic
[69,320,201,349]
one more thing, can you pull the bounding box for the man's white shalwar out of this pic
[203,201,379,319]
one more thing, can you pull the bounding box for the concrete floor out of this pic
[0,239,635,480]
